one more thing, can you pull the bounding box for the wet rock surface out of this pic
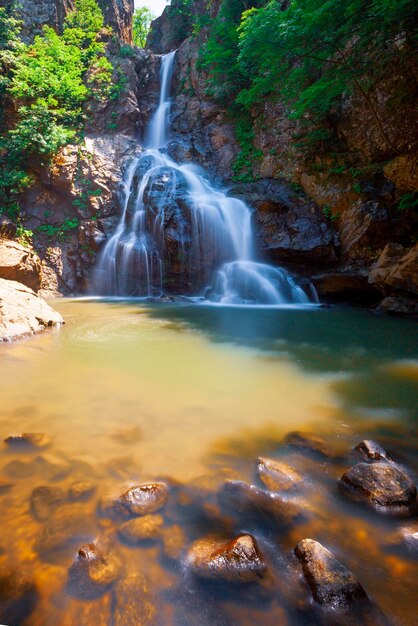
[67,542,122,599]
[339,462,417,512]
[354,440,393,463]
[295,539,367,607]
[4,432,51,448]
[284,431,329,457]
[186,534,266,583]
[121,483,169,516]
[256,457,303,492]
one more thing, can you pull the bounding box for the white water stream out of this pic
[93,52,312,304]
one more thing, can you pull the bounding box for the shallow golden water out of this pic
[0,300,417,625]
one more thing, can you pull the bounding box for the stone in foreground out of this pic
[186,534,266,583]
[68,543,122,599]
[121,482,169,516]
[0,239,42,291]
[295,539,366,607]
[354,440,393,463]
[0,278,63,341]
[339,462,417,512]
[256,457,303,492]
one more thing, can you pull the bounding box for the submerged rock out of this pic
[38,504,95,554]
[121,483,169,516]
[295,538,366,607]
[0,566,38,626]
[339,462,417,512]
[118,514,164,544]
[31,485,65,521]
[256,457,303,492]
[218,479,302,526]
[186,534,266,583]
[113,574,156,626]
[284,431,329,457]
[4,432,51,449]
[68,542,122,599]
[354,440,393,463]
[68,480,96,501]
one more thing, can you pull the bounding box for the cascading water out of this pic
[93,52,313,305]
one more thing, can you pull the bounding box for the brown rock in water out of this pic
[113,573,156,626]
[0,566,38,625]
[118,515,164,544]
[121,483,169,516]
[34,454,71,480]
[31,485,65,521]
[0,239,42,291]
[186,534,266,583]
[98,492,132,520]
[68,480,96,501]
[295,539,367,607]
[162,524,186,561]
[256,457,303,492]
[218,479,302,526]
[339,462,417,512]
[39,504,95,553]
[354,440,393,463]
[4,432,51,449]
[3,459,33,478]
[284,431,329,457]
[0,278,63,342]
[68,542,122,599]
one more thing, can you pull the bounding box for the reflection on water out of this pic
[0,300,417,625]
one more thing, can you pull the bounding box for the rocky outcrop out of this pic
[295,539,367,607]
[186,534,266,582]
[369,243,418,296]
[0,239,42,291]
[0,278,63,341]
[0,0,134,42]
[339,462,417,513]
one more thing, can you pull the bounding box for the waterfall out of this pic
[93,52,313,305]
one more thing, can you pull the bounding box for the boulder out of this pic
[30,485,65,521]
[218,480,302,526]
[0,240,42,291]
[67,542,122,599]
[295,538,366,607]
[118,515,164,544]
[374,296,418,315]
[186,534,266,583]
[256,457,303,492]
[4,432,51,449]
[0,278,63,342]
[353,440,393,463]
[339,462,417,512]
[68,480,96,501]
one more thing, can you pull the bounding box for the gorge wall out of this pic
[1,0,417,313]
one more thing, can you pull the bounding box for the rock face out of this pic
[0,278,63,342]
[295,539,367,607]
[186,534,266,583]
[339,462,417,512]
[354,440,393,463]
[0,240,42,291]
[0,0,134,42]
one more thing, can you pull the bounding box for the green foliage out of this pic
[132,6,155,48]
[232,116,262,182]
[0,0,113,222]
[37,218,79,240]
[398,192,418,213]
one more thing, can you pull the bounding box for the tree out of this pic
[132,6,155,48]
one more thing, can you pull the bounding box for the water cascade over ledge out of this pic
[93,52,314,305]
